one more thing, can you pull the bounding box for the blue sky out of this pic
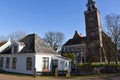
[0,0,120,42]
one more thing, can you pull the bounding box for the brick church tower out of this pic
[84,0,103,62]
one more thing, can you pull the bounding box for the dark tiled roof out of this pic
[63,31,86,46]
[19,34,35,53]
[63,37,86,46]
[0,34,57,54]
[102,31,111,39]
[19,34,57,54]
[34,34,57,54]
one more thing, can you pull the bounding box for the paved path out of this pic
[0,73,120,80]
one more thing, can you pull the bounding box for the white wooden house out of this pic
[0,34,71,75]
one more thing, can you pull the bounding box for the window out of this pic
[65,62,67,67]
[90,32,95,37]
[0,57,4,67]
[12,45,18,54]
[81,53,85,63]
[12,57,17,69]
[67,47,70,52]
[69,62,71,67]
[71,46,74,51]
[6,57,10,68]
[76,45,81,51]
[14,45,18,53]
[81,44,85,50]
[43,57,49,69]
[26,57,32,70]
[76,53,79,56]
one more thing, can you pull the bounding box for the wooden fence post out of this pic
[34,68,37,77]
[55,67,58,77]
[66,69,70,78]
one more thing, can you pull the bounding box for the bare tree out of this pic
[105,14,120,64]
[0,35,8,42]
[0,31,27,42]
[9,31,27,41]
[102,32,116,65]
[44,31,65,51]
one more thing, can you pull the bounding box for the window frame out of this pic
[6,57,10,68]
[12,57,17,69]
[26,57,32,70]
[43,57,49,70]
[0,57,4,67]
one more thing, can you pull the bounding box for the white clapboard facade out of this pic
[0,34,71,75]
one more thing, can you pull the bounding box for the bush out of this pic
[80,63,93,73]
[72,63,120,74]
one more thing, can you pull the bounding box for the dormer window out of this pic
[12,44,18,54]
[14,45,18,53]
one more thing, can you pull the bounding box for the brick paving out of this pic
[0,73,120,80]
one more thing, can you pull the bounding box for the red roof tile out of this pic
[0,42,6,47]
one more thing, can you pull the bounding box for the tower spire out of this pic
[86,0,98,11]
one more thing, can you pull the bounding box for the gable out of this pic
[63,31,86,46]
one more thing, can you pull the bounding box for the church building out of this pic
[61,0,111,63]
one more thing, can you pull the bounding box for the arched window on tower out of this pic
[88,6,91,11]
[92,5,95,9]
